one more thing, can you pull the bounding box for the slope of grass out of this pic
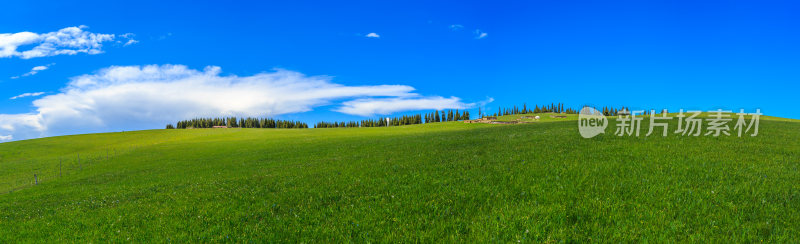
[494,112,797,123]
[1,119,799,242]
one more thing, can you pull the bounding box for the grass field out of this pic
[1,113,799,242]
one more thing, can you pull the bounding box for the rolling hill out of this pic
[1,113,799,242]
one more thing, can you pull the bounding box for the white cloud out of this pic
[119,33,138,46]
[10,92,45,100]
[11,63,54,79]
[449,24,464,31]
[365,33,380,38]
[336,97,468,116]
[0,114,43,140]
[0,65,469,141]
[0,135,11,141]
[157,33,173,40]
[474,29,488,39]
[124,39,139,46]
[473,97,495,108]
[0,26,133,59]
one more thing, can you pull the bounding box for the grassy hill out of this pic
[1,114,799,242]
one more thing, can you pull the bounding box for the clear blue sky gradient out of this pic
[2,0,798,127]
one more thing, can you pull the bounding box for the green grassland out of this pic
[1,114,799,242]
[495,112,797,123]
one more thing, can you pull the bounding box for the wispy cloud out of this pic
[120,33,138,46]
[447,24,488,39]
[474,29,488,39]
[477,97,494,107]
[365,32,380,38]
[0,135,11,141]
[336,96,468,116]
[0,65,470,141]
[124,39,139,46]
[157,33,173,40]
[0,26,135,59]
[11,63,54,79]
[10,92,45,100]
[449,24,464,31]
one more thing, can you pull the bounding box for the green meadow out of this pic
[1,113,799,242]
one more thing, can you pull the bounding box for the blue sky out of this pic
[1,0,798,141]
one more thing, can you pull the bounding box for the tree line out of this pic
[482,103,577,117]
[480,103,637,117]
[165,103,640,130]
[315,109,472,128]
[423,109,470,123]
[167,117,308,129]
[601,106,628,116]
[315,114,425,128]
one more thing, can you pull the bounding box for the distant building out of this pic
[212,126,227,128]
[464,116,498,123]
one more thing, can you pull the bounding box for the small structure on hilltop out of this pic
[464,116,497,124]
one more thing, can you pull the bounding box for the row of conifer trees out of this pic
[164,103,641,129]
[315,114,425,128]
[482,103,577,117]
[480,103,640,117]
[601,106,631,116]
[423,110,470,123]
[167,117,308,129]
[315,109,472,128]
